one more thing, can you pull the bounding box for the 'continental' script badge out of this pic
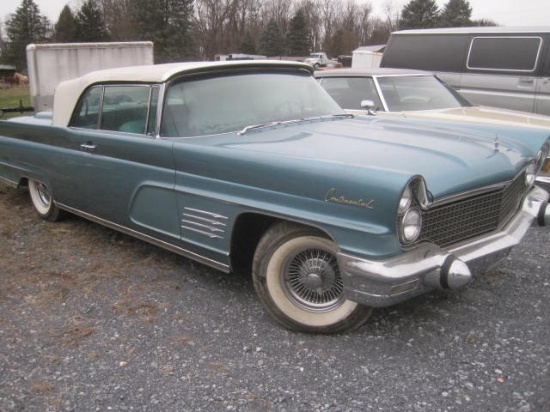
[324,188,375,209]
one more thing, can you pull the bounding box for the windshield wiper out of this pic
[239,121,285,135]
[331,113,354,119]
[238,114,354,135]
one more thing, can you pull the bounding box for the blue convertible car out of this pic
[0,60,549,333]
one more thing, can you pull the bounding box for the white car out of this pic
[316,68,550,187]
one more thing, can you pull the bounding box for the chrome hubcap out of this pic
[36,182,51,207]
[283,248,344,311]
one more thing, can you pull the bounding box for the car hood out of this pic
[179,116,547,199]
[392,106,550,130]
[346,106,550,130]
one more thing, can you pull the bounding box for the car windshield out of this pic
[377,75,472,111]
[161,71,343,137]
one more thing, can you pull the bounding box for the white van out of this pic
[380,27,550,115]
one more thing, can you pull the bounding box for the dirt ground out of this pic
[1,182,549,412]
[0,182,190,331]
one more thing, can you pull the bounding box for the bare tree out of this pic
[383,0,401,32]
[97,0,135,41]
[193,0,241,59]
[262,0,293,32]
[318,0,343,53]
[354,3,373,46]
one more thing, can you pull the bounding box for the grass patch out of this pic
[0,87,33,119]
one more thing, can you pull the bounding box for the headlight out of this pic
[400,208,422,243]
[535,150,544,167]
[398,177,428,246]
[398,186,413,214]
[525,162,537,187]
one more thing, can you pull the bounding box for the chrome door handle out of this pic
[80,142,97,152]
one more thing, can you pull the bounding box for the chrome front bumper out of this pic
[536,175,550,193]
[339,186,550,308]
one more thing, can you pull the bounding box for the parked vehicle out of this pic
[315,67,550,188]
[380,27,550,116]
[305,52,330,68]
[26,42,154,112]
[1,60,549,334]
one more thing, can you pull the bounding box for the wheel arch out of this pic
[229,213,334,276]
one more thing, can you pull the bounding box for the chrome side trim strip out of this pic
[55,202,230,273]
[184,207,228,220]
[181,224,224,239]
[182,213,227,226]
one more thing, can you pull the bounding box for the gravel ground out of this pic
[1,184,549,412]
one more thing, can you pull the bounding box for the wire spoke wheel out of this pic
[283,247,345,311]
[253,222,372,334]
[28,179,63,222]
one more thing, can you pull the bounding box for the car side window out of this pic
[318,77,384,111]
[101,86,151,133]
[71,84,157,135]
[71,85,102,128]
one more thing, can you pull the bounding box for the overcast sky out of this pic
[2,0,549,27]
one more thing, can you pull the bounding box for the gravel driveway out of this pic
[1,184,549,412]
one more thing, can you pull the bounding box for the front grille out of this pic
[419,173,527,248]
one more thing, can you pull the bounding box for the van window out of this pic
[467,37,542,72]
[381,34,467,72]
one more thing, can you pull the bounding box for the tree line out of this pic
[0,0,495,72]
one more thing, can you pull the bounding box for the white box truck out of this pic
[26,42,154,111]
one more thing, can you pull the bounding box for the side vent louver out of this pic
[181,207,228,239]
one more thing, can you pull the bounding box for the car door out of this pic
[67,84,181,241]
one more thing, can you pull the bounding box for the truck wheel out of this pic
[28,179,64,222]
[252,222,372,334]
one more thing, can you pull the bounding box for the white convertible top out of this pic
[52,60,312,127]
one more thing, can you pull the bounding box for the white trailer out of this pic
[351,45,385,69]
[26,42,154,111]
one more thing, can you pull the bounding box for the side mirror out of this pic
[360,100,376,115]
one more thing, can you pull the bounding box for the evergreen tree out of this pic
[258,19,285,57]
[399,0,440,30]
[4,0,50,70]
[287,9,311,56]
[75,0,110,42]
[0,22,6,62]
[471,18,497,26]
[326,28,357,58]
[440,0,472,27]
[131,0,196,63]
[53,5,78,42]
[239,31,257,55]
